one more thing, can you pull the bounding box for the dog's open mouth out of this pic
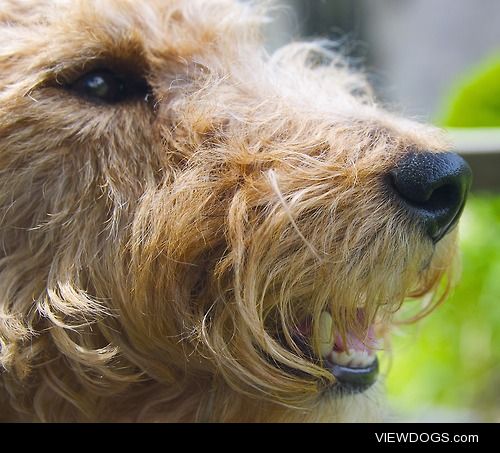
[318,311,379,393]
[292,310,381,394]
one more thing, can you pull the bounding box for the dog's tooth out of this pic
[349,353,362,368]
[354,351,369,368]
[359,351,369,367]
[330,349,377,368]
[318,311,334,358]
[330,351,351,366]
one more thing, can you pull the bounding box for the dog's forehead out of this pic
[0,0,263,56]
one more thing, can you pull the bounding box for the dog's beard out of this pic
[187,169,459,417]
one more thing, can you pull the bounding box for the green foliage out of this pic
[387,195,500,419]
[440,55,500,127]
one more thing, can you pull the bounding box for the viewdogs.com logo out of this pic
[375,432,478,444]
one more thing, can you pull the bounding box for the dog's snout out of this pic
[390,152,472,243]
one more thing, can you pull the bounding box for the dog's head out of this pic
[0,0,470,421]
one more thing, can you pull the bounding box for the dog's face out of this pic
[0,0,470,421]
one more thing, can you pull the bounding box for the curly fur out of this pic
[0,0,458,422]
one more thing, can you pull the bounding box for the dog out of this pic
[0,0,471,422]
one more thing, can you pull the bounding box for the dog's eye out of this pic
[69,70,149,104]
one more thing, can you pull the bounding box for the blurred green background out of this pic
[387,194,500,422]
[269,0,500,421]
[387,58,500,422]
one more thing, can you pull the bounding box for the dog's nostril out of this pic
[390,151,472,243]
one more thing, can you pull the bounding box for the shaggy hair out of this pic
[0,0,458,422]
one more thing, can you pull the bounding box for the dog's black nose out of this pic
[390,152,472,243]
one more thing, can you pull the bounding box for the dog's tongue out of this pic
[333,325,377,353]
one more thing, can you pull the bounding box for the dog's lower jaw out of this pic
[310,382,385,423]
[206,384,385,423]
[139,380,385,423]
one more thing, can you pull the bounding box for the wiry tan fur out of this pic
[0,0,458,422]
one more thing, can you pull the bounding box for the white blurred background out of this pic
[265,0,500,120]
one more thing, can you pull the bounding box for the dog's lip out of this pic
[325,356,379,393]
